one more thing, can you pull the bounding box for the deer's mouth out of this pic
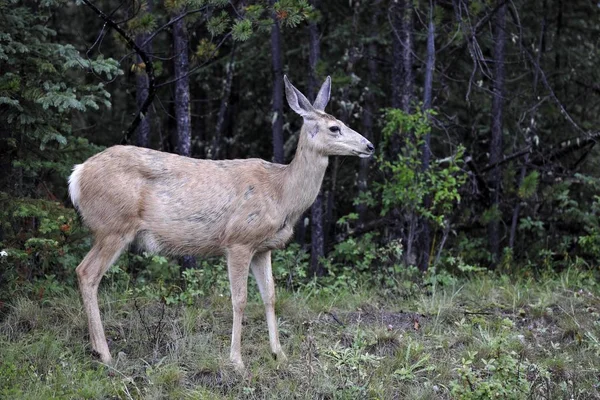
[353,150,374,158]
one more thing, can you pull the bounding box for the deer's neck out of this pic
[281,132,329,223]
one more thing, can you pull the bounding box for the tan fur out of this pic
[70,76,373,370]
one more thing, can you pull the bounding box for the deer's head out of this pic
[284,76,374,158]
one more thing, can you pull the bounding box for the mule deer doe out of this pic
[69,76,374,370]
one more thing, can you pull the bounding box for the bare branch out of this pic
[80,0,156,144]
[506,5,588,137]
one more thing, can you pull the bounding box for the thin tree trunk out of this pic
[134,0,153,148]
[270,0,284,164]
[212,48,236,160]
[391,0,416,266]
[419,0,435,271]
[307,0,324,275]
[311,192,325,276]
[488,0,507,265]
[422,1,435,170]
[173,9,196,269]
[400,0,413,113]
[173,16,191,156]
[509,0,547,251]
[357,0,381,223]
[390,0,403,111]
[554,0,562,70]
[324,156,339,249]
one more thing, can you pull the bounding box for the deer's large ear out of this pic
[313,76,331,111]
[284,75,314,117]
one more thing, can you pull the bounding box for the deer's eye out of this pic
[329,126,340,134]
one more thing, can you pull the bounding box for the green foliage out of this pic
[132,257,230,305]
[195,38,218,61]
[272,243,309,288]
[231,18,253,41]
[518,170,539,199]
[393,338,436,382]
[127,11,157,35]
[272,0,312,28]
[377,108,467,228]
[0,1,119,151]
[318,233,419,296]
[450,318,547,399]
[0,193,87,295]
[207,11,230,36]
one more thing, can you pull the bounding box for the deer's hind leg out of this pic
[76,233,132,363]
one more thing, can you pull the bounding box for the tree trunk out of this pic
[391,0,416,266]
[509,0,547,251]
[488,0,507,265]
[357,0,381,223]
[211,48,236,160]
[173,15,191,157]
[325,156,339,249]
[400,0,413,113]
[270,0,284,164]
[554,0,562,70]
[134,0,153,148]
[419,0,435,271]
[173,9,196,269]
[307,0,324,275]
[390,0,403,111]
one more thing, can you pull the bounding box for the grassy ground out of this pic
[1,268,600,399]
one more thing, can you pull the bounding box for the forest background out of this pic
[1,0,600,398]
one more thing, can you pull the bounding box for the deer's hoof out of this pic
[273,350,288,362]
[230,359,245,372]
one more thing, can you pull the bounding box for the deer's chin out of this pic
[352,150,373,158]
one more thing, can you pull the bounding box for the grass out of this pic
[1,268,600,399]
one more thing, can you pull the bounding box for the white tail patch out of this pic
[68,164,84,208]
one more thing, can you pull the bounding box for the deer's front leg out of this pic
[250,251,286,361]
[227,246,253,370]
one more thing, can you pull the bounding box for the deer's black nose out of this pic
[366,143,375,152]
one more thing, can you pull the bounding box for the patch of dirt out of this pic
[189,369,224,387]
[321,303,427,332]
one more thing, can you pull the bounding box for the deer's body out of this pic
[70,76,373,370]
[71,145,324,256]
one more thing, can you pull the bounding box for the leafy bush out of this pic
[450,318,548,399]
[0,194,87,296]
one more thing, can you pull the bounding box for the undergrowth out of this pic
[1,264,599,399]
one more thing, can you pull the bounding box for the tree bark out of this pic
[211,48,236,160]
[400,0,413,113]
[270,0,285,164]
[307,0,324,275]
[134,0,153,148]
[173,15,191,157]
[509,0,546,251]
[488,0,507,265]
[324,156,339,251]
[357,0,381,223]
[390,0,403,111]
[172,9,196,269]
[390,0,416,266]
[419,0,436,271]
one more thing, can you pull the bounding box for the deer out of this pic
[69,75,374,370]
